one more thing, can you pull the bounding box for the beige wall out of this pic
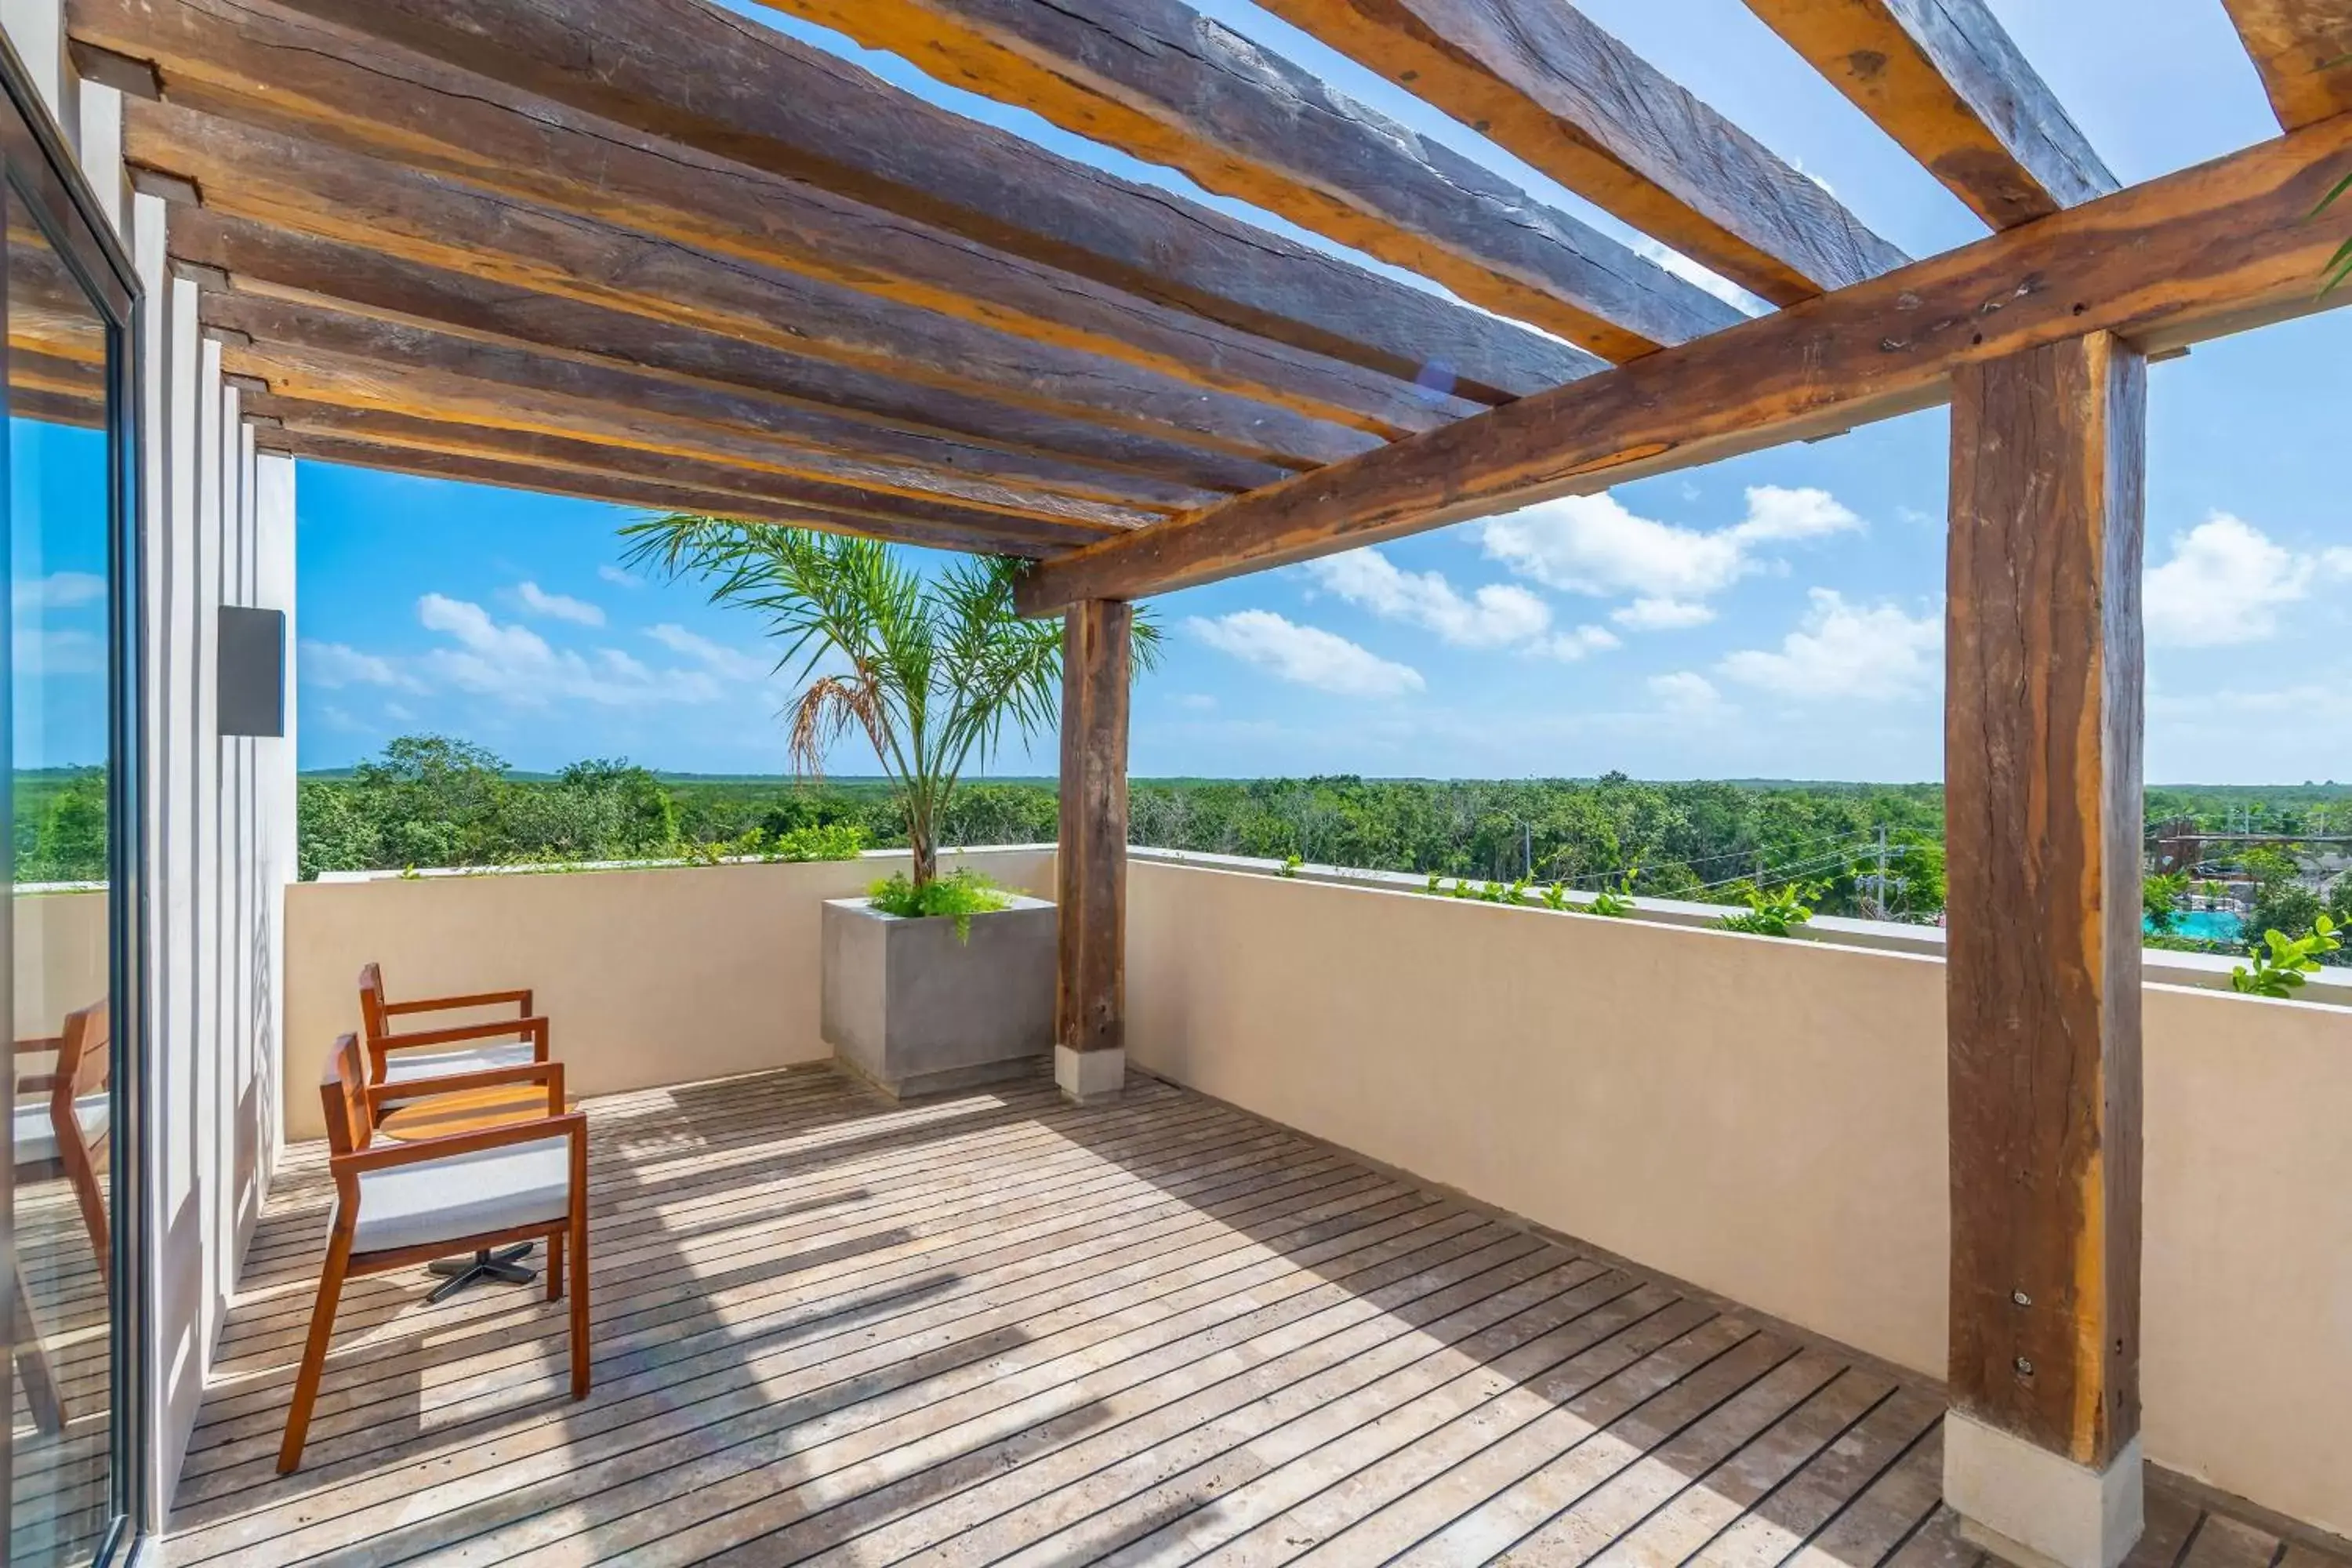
[281,848,1054,1141]
[14,890,110,1039]
[1123,859,2352,1539]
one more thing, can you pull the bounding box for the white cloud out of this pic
[2324,546,2352,579]
[2144,515,2320,648]
[1174,693,1218,712]
[1612,597,1715,632]
[1301,546,1554,649]
[513,580,605,627]
[14,570,105,612]
[1718,590,1942,701]
[1479,486,1863,615]
[1625,234,1767,316]
[416,593,720,707]
[1649,671,1725,713]
[597,564,641,589]
[302,639,424,691]
[1186,611,1424,699]
[645,622,770,682]
[1539,625,1621,661]
[15,627,105,676]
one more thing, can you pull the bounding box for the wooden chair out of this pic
[279,1033,589,1474]
[357,962,550,1103]
[14,1000,112,1287]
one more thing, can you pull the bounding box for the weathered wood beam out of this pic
[172,209,1311,495]
[1055,598,1131,1100]
[1256,0,1905,305]
[755,0,1744,358]
[1016,114,2352,613]
[1942,329,2143,1556]
[108,77,1461,451]
[2222,1,2352,129]
[1743,0,2116,228]
[213,300,1175,530]
[263,428,1084,556]
[244,395,1114,553]
[89,0,1592,410]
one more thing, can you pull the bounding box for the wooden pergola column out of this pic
[1943,331,2147,1568]
[1055,598,1131,1102]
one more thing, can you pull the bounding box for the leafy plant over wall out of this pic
[1716,882,1816,938]
[2230,914,2341,998]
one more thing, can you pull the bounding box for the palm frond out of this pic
[624,519,1158,881]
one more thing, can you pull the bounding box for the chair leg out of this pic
[13,1270,66,1434]
[61,1140,111,1292]
[546,1230,564,1302]
[279,1235,352,1474]
[568,1214,590,1400]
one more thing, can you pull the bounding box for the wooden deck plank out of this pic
[158,1068,2350,1568]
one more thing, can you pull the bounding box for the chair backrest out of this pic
[356,963,389,1044]
[319,1033,372,1158]
[53,1001,109,1145]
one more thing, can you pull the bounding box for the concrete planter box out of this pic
[821,894,1056,1098]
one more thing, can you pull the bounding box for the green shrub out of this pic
[2230,915,2341,999]
[867,867,1011,941]
[771,822,869,862]
[1717,883,1815,938]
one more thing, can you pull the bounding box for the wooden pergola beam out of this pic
[82,0,1501,440]
[245,396,1115,554]
[1016,113,2352,613]
[755,0,1745,359]
[262,428,1087,556]
[1743,0,2116,228]
[158,0,1599,407]
[214,304,1175,532]
[2223,1,2352,129]
[1256,0,1906,306]
[172,210,1313,496]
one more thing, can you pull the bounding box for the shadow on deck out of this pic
[155,1066,2342,1567]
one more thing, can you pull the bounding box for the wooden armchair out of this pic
[279,1033,590,1474]
[14,1000,112,1287]
[357,961,550,1103]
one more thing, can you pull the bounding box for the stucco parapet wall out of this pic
[1123,846,2352,1005]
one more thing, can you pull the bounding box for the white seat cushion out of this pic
[347,1136,572,1254]
[377,1040,536,1098]
[13,1095,109,1167]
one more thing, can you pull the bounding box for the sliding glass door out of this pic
[0,34,145,1568]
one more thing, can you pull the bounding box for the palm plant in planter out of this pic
[621,517,1158,1097]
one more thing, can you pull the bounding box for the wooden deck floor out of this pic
[159,1066,2342,1567]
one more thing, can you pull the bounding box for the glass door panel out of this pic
[6,185,118,1567]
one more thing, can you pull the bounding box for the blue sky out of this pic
[295,0,2352,784]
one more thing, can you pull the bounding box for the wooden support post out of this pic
[1055,599,1131,1101]
[1944,331,2146,1568]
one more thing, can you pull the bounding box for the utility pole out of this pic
[1874,826,1890,919]
[1523,820,1534,880]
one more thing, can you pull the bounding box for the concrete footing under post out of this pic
[1946,1411,2143,1568]
[1055,1045,1124,1102]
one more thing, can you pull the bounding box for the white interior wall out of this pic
[0,2,298,1523]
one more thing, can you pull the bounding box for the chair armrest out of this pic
[372,1015,550,1053]
[13,1036,63,1054]
[334,1109,585,1174]
[16,1073,57,1093]
[381,988,532,1018]
[364,1061,564,1112]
